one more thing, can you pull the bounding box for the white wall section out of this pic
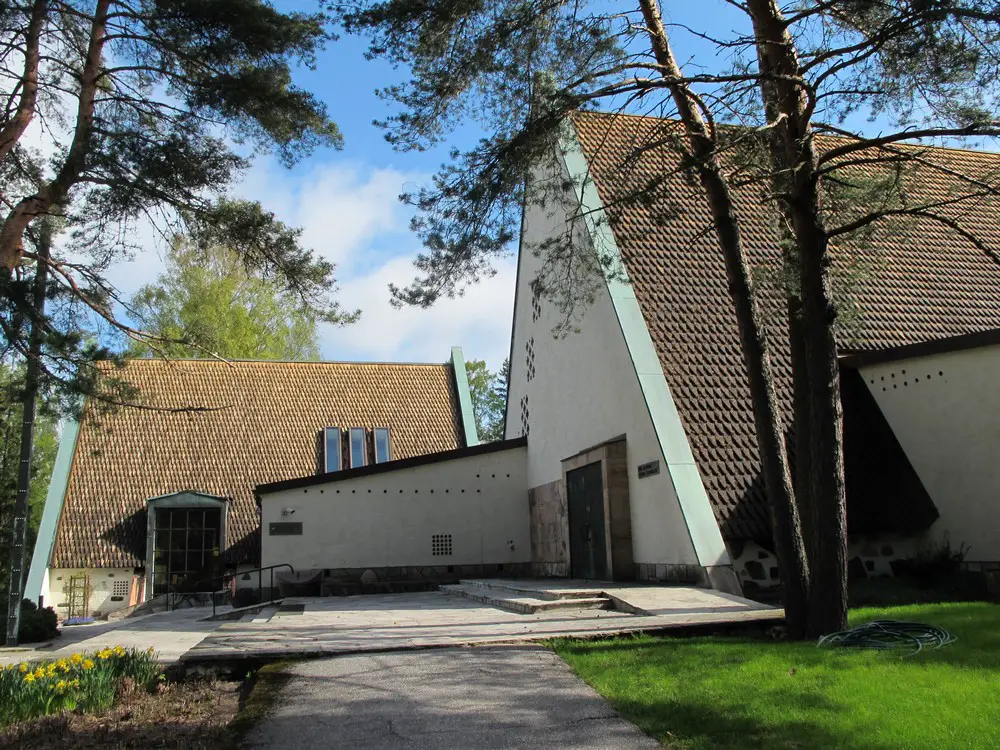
[260,444,529,571]
[859,343,1000,561]
[506,143,704,570]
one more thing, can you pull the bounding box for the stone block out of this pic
[745,560,765,581]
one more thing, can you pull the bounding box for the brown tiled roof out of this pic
[51,360,465,568]
[570,111,1000,540]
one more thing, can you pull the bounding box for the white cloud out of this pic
[242,160,422,271]
[242,158,516,369]
[100,156,516,369]
[322,253,516,370]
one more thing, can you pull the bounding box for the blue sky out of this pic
[102,0,520,370]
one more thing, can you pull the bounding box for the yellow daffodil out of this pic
[34,667,45,679]
[23,673,35,684]
[18,662,28,673]
[71,678,80,688]
[70,652,83,664]
[82,659,95,670]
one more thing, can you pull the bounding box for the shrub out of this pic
[895,535,970,586]
[0,646,162,727]
[17,599,58,644]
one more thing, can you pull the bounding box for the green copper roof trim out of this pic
[451,346,480,447]
[558,125,731,568]
[25,418,81,602]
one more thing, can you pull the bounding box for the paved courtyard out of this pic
[1,583,780,666]
[186,584,780,661]
[245,646,660,749]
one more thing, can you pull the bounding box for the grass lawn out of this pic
[553,602,1000,750]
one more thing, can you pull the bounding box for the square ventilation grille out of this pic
[431,534,453,556]
[112,580,130,598]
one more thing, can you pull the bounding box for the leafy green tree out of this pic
[0,365,57,618]
[337,0,1000,636]
[466,358,507,443]
[0,0,347,408]
[129,239,350,361]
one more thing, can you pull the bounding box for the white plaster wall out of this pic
[260,446,530,571]
[506,156,699,567]
[46,568,135,618]
[35,567,50,608]
[859,344,1000,561]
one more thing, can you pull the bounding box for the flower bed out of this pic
[0,646,161,727]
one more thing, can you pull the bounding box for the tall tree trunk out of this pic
[0,0,47,166]
[638,0,811,636]
[788,307,818,563]
[748,38,819,573]
[746,0,848,636]
[5,226,49,647]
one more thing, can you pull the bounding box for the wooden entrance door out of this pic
[566,461,608,580]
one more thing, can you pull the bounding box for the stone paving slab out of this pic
[244,646,661,749]
[185,589,781,662]
[459,579,771,616]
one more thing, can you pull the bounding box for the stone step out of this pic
[455,579,606,602]
[249,605,279,624]
[440,584,611,615]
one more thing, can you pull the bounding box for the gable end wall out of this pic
[508,143,729,579]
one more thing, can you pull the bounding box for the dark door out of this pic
[566,461,608,580]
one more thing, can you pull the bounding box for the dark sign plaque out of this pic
[637,460,660,479]
[268,522,303,536]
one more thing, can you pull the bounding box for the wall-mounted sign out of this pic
[268,522,303,536]
[637,460,660,479]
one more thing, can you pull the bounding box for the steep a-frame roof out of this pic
[569,111,1000,540]
[50,359,466,568]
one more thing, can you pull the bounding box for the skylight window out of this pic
[374,427,391,464]
[349,427,367,468]
[323,427,341,473]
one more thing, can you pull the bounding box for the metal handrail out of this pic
[168,563,295,617]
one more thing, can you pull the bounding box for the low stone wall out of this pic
[728,534,1000,592]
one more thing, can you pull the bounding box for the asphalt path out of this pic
[244,645,660,749]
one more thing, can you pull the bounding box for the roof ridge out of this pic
[118,358,450,367]
[570,109,1000,158]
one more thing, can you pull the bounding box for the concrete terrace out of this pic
[0,607,222,666]
[186,582,780,662]
[2,582,781,666]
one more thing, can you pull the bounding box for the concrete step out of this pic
[201,599,285,622]
[440,584,611,614]
[454,579,605,602]
[249,605,279,624]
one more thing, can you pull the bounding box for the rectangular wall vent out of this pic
[431,534,453,556]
